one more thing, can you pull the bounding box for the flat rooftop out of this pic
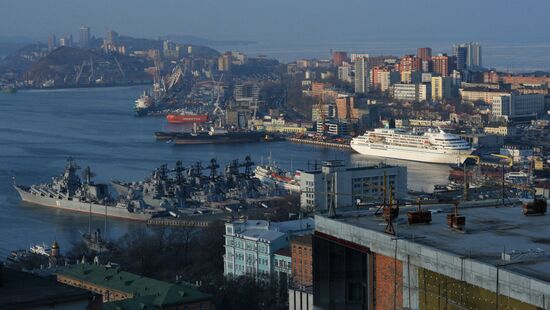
[317,201,550,282]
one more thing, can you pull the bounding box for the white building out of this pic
[224,218,314,280]
[337,65,353,83]
[300,160,407,212]
[492,93,545,118]
[392,83,428,101]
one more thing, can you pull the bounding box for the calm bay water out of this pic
[0,86,450,256]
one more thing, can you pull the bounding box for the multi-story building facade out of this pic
[398,55,422,72]
[431,76,453,100]
[454,42,482,70]
[79,26,91,48]
[460,89,510,104]
[291,235,313,288]
[338,64,353,83]
[416,47,432,62]
[392,83,428,101]
[354,57,370,94]
[223,218,314,280]
[432,54,450,77]
[332,51,347,67]
[300,160,407,212]
[492,93,546,118]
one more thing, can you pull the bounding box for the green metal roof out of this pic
[57,263,211,307]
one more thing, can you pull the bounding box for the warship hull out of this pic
[173,131,265,145]
[14,185,153,221]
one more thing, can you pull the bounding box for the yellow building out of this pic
[431,76,452,100]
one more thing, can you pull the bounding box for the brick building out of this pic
[398,55,421,72]
[291,235,313,287]
[332,51,348,67]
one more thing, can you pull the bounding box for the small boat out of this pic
[29,243,51,256]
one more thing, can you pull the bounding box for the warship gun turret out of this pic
[14,158,164,221]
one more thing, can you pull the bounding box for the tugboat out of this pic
[13,158,164,221]
[134,91,155,116]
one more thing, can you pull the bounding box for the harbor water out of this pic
[0,86,450,256]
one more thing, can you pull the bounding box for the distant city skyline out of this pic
[2,0,550,44]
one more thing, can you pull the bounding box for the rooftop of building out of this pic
[273,247,292,258]
[301,161,402,174]
[226,218,315,242]
[56,263,211,307]
[291,234,313,247]
[0,266,92,308]
[316,200,550,283]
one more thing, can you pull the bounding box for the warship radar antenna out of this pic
[207,158,219,180]
[82,166,95,184]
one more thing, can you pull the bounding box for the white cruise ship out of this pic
[350,128,474,164]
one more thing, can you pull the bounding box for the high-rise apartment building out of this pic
[79,26,91,48]
[431,76,453,100]
[354,57,369,94]
[454,42,482,70]
[332,51,347,67]
[416,47,432,62]
[432,54,450,77]
[398,55,422,72]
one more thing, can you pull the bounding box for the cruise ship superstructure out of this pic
[351,128,473,164]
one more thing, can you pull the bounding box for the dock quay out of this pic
[147,217,219,227]
[286,137,352,150]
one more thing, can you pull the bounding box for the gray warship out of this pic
[14,158,164,221]
[112,156,287,209]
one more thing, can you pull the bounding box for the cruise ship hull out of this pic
[350,143,472,165]
[14,185,153,221]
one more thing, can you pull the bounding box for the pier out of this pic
[147,217,218,227]
[286,137,352,150]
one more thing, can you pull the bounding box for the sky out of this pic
[1,0,550,44]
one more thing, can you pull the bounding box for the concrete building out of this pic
[57,263,213,308]
[79,26,91,48]
[336,94,355,121]
[460,89,510,104]
[354,57,370,94]
[431,76,453,100]
[313,202,550,309]
[316,120,348,136]
[223,218,314,280]
[416,47,432,62]
[273,247,292,283]
[289,288,313,310]
[218,53,231,72]
[379,70,401,92]
[338,64,353,83]
[300,160,407,212]
[454,42,482,70]
[484,125,517,137]
[332,51,348,67]
[398,55,422,72]
[492,93,546,118]
[392,83,428,101]
[432,54,450,77]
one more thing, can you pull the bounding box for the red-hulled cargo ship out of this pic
[166,114,208,124]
